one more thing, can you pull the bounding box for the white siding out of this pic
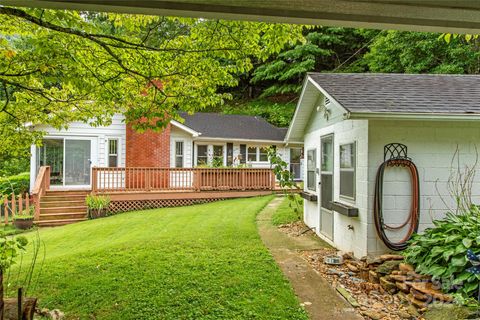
[367,120,480,255]
[302,93,370,257]
[30,114,127,190]
[170,127,193,168]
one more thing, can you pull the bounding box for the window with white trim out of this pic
[259,147,269,162]
[197,145,208,165]
[306,149,316,191]
[247,147,257,162]
[175,141,184,168]
[340,142,356,199]
[213,145,224,166]
[108,139,118,167]
[246,146,270,162]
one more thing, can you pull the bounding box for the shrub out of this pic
[404,207,480,300]
[86,194,111,219]
[0,172,30,197]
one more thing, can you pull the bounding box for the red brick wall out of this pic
[126,123,171,167]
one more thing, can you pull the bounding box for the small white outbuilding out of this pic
[286,73,480,258]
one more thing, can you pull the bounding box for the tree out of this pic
[0,7,304,155]
[250,27,375,98]
[364,30,480,74]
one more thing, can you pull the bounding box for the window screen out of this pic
[259,147,269,162]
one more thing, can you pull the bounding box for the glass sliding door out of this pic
[64,140,91,186]
[37,139,64,186]
[320,134,334,240]
[37,138,93,187]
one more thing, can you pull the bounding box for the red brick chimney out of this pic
[126,123,171,167]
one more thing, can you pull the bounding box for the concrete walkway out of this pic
[257,196,362,320]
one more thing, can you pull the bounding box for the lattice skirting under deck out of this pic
[109,198,223,214]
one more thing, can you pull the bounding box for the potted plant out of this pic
[14,206,35,230]
[86,194,111,219]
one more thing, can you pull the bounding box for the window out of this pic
[259,147,269,162]
[340,142,356,199]
[239,144,246,164]
[175,141,184,168]
[108,139,118,167]
[306,149,316,191]
[227,143,234,166]
[247,147,257,162]
[197,145,208,165]
[213,145,224,166]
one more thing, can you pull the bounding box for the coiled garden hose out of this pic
[373,158,420,251]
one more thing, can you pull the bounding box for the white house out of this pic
[30,113,303,191]
[286,73,480,257]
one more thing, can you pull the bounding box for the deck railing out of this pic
[92,167,275,193]
[31,166,50,221]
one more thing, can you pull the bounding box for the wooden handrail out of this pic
[92,167,275,193]
[31,166,50,221]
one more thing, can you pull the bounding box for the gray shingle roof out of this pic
[179,112,287,141]
[308,73,480,114]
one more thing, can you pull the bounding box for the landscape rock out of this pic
[399,263,415,273]
[390,274,408,282]
[346,263,359,273]
[395,281,410,293]
[368,270,380,284]
[376,260,402,275]
[380,276,398,294]
[360,310,386,320]
[380,254,404,262]
[410,282,453,302]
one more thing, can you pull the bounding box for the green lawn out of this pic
[271,196,303,226]
[11,196,307,320]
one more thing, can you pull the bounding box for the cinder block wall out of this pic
[126,123,171,167]
[367,120,480,255]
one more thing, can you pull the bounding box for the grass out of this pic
[10,196,307,320]
[271,196,303,226]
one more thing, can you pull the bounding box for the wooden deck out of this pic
[32,166,283,225]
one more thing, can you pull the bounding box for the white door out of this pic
[319,134,334,240]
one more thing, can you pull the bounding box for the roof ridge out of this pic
[307,72,480,77]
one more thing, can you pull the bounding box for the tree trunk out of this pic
[3,298,36,320]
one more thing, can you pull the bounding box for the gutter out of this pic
[346,112,480,121]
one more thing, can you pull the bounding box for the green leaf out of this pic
[462,238,473,248]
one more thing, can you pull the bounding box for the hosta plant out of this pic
[404,207,480,301]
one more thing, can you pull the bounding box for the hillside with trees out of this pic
[214,27,480,127]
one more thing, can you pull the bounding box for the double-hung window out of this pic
[306,149,316,191]
[213,145,224,166]
[175,141,184,168]
[197,145,208,165]
[247,147,257,162]
[340,142,356,200]
[108,139,118,167]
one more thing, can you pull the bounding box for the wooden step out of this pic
[35,218,87,227]
[40,206,87,214]
[39,212,87,221]
[41,195,87,202]
[45,190,89,196]
[40,200,86,208]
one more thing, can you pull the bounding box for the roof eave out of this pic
[170,120,201,137]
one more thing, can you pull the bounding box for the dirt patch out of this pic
[277,221,315,238]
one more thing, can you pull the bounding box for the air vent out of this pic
[324,97,331,105]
